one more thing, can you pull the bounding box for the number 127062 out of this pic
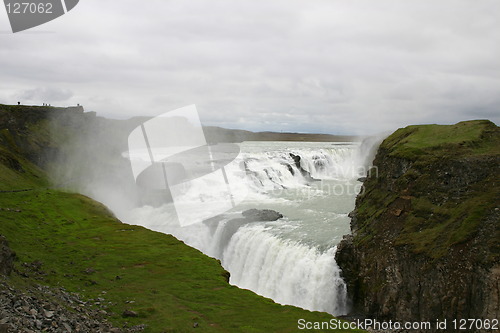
[6,2,53,14]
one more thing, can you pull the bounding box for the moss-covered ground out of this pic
[355,120,499,261]
[381,119,499,160]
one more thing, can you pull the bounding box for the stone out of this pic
[63,322,72,332]
[0,280,142,333]
[241,209,283,222]
[43,310,54,318]
[122,310,138,318]
[83,267,96,274]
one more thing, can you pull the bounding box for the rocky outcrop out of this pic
[289,153,316,181]
[0,281,145,333]
[336,120,499,331]
[0,236,15,276]
[0,236,145,332]
[241,208,283,222]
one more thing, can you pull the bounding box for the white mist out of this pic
[122,141,372,316]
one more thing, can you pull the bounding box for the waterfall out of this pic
[123,141,368,316]
[241,142,363,191]
[222,224,347,315]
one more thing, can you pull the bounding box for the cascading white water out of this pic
[123,141,368,316]
[241,142,363,188]
[223,224,347,314]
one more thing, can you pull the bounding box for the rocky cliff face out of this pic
[336,120,499,330]
[0,235,15,276]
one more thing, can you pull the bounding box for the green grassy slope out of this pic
[381,119,499,160]
[0,104,362,332]
[355,119,499,260]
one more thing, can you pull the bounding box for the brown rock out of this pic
[122,310,138,318]
[0,235,15,276]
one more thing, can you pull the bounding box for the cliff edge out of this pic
[336,120,499,329]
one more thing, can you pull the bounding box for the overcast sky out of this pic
[1,0,499,135]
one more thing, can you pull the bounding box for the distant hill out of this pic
[124,115,358,143]
[202,126,358,143]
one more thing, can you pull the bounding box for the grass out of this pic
[395,189,497,258]
[356,120,499,261]
[0,147,48,190]
[0,104,364,332]
[0,188,365,332]
[381,120,499,161]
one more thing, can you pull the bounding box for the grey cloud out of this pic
[16,87,73,103]
[1,0,499,135]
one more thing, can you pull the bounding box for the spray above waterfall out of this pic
[124,105,380,225]
[125,105,248,226]
[111,105,383,316]
[44,101,384,317]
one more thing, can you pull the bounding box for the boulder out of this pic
[241,209,283,222]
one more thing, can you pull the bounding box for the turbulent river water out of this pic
[123,141,370,316]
